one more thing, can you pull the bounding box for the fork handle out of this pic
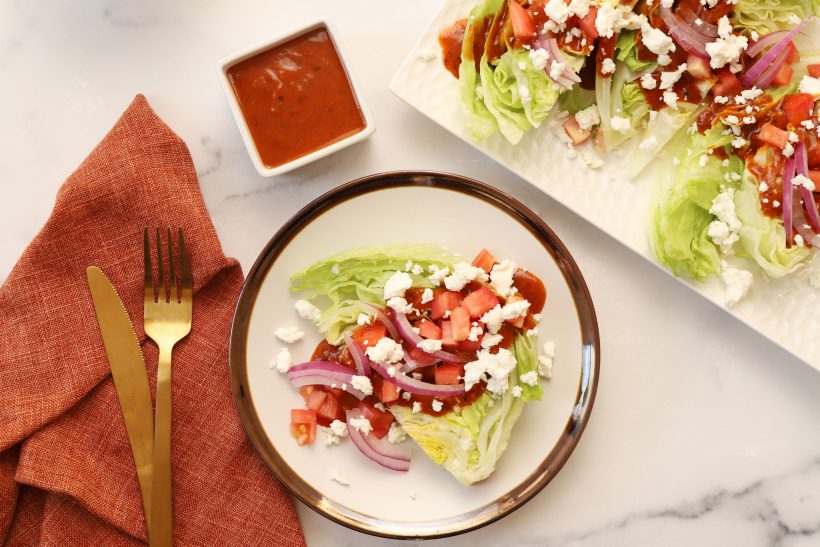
[150,344,173,547]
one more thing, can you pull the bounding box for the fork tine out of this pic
[143,228,154,303]
[155,227,165,303]
[167,227,177,303]
[178,228,192,298]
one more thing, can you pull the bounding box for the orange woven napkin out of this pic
[0,95,306,546]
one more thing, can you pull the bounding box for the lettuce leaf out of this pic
[734,0,819,34]
[558,85,596,113]
[289,244,458,342]
[652,127,742,280]
[735,158,810,276]
[479,53,534,144]
[509,49,562,127]
[616,31,656,73]
[389,335,537,485]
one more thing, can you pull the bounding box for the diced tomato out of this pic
[458,337,482,352]
[471,248,497,273]
[758,122,790,149]
[306,390,328,412]
[785,42,800,64]
[508,1,536,43]
[317,392,340,423]
[461,285,500,318]
[809,137,820,167]
[579,6,599,40]
[408,346,439,365]
[299,385,317,401]
[504,294,527,328]
[809,170,820,188]
[351,323,387,348]
[809,64,820,78]
[562,115,591,146]
[711,69,742,98]
[686,54,711,80]
[450,307,471,342]
[290,409,317,446]
[418,319,443,340]
[771,63,794,87]
[358,400,394,439]
[431,291,462,320]
[377,379,400,403]
[441,320,457,348]
[782,94,814,127]
[435,363,463,385]
[327,387,345,398]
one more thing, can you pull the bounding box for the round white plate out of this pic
[229,171,599,539]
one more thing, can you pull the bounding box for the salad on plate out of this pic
[272,244,556,485]
[438,0,820,305]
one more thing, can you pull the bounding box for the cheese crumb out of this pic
[511,385,523,397]
[799,76,820,96]
[420,288,434,304]
[330,469,350,486]
[348,417,373,435]
[357,312,372,326]
[640,73,657,90]
[365,337,404,364]
[275,327,304,343]
[720,261,753,307]
[575,105,601,130]
[387,422,407,444]
[520,370,539,386]
[708,188,741,253]
[294,299,321,321]
[463,348,518,395]
[412,401,422,413]
[350,375,373,396]
[384,271,413,300]
[705,17,748,69]
[275,348,292,373]
[431,400,444,412]
[418,338,443,353]
[490,260,518,297]
[443,262,488,291]
[611,116,631,134]
[538,341,556,378]
[602,58,616,75]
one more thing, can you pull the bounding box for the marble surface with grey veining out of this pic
[2,1,820,546]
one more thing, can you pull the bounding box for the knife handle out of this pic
[150,344,173,547]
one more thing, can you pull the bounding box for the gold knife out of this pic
[87,266,154,536]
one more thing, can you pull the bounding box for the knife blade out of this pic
[86,266,154,535]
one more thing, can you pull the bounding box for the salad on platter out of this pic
[438,0,820,306]
[272,244,556,485]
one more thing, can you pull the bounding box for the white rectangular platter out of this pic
[390,0,820,371]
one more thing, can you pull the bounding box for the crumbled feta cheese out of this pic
[544,0,572,24]
[412,401,422,413]
[529,48,550,70]
[294,299,321,322]
[502,299,530,321]
[549,61,567,82]
[660,63,687,90]
[463,348,518,395]
[639,136,659,150]
[348,417,372,435]
[581,151,604,169]
[731,137,747,149]
[386,296,414,314]
[802,120,816,130]
[657,53,672,66]
[611,115,631,133]
[596,4,645,39]
[641,22,676,56]
[783,142,795,157]
[794,173,816,191]
[526,328,538,337]
[365,337,404,364]
[350,375,373,396]
[663,90,679,109]
[741,88,763,101]
[418,338,443,353]
[274,348,292,373]
[330,469,350,486]
[443,262,488,291]
[788,13,802,25]
[480,305,504,334]
[387,366,396,377]
[412,264,424,275]
[714,95,729,104]
[699,154,709,167]
[640,73,657,90]
[708,187,741,253]
[788,131,800,143]
[418,50,437,62]
[481,333,504,349]
[357,312,372,326]
[511,385,523,398]
[520,371,539,386]
[490,260,518,297]
[330,419,348,438]
[773,200,781,208]
[759,181,769,193]
[384,271,413,300]
[402,391,412,401]
[720,261,753,307]
[575,105,601,130]
[601,58,616,75]
[796,234,806,247]
[705,17,748,69]
[538,341,556,378]
[468,325,483,342]
[798,76,820,96]
[568,0,591,18]
[428,265,450,285]
[431,400,444,412]
[275,327,304,343]
[387,422,407,444]
[420,288,434,304]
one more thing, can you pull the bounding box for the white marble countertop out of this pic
[2,1,820,545]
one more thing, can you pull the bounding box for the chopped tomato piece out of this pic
[579,6,599,40]
[435,363,463,385]
[472,248,498,273]
[771,63,794,87]
[441,320,457,348]
[758,122,790,149]
[358,400,394,439]
[431,291,462,320]
[785,42,800,64]
[808,170,820,188]
[461,285,500,317]
[351,323,387,348]
[563,115,591,146]
[712,69,742,98]
[450,307,471,341]
[408,346,439,365]
[376,379,400,403]
[418,319,443,340]
[306,390,328,412]
[809,64,820,78]
[317,392,340,423]
[809,137,820,167]
[290,409,317,446]
[783,94,814,127]
[299,385,317,401]
[508,1,536,43]
[327,387,345,398]
[405,287,433,312]
[458,337,482,352]
[686,54,711,80]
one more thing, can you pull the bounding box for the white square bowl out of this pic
[218,19,376,178]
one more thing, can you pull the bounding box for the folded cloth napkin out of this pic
[0,95,306,546]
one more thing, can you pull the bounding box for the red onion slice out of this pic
[677,5,719,38]
[288,376,366,399]
[795,143,820,233]
[537,35,580,88]
[783,156,796,247]
[752,46,791,89]
[387,308,467,364]
[742,19,808,87]
[746,29,788,57]
[361,303,401,340]
[346,409,411,471]
[369,360,467,397]
[660,5,710,59]
[343,334,371,376]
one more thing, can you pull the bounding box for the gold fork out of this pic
[144,228,192,547]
